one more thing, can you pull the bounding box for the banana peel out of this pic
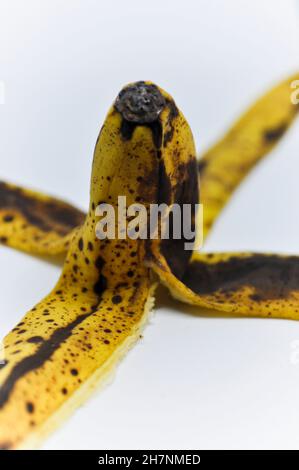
[0,75,298,449]
[0,181,84,255]
[199,73,299,236]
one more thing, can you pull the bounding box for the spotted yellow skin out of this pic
[150,252,299,320]
[0,181,84,255]
[147,73,299,318]
[199,73,299,236]
[0,75,299,449]
[0,83,197,449]
[2,75,298,255]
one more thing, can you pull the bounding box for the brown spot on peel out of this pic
[263,123,288,143]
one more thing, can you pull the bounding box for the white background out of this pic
[0,0,299,450]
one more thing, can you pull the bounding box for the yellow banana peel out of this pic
[0,75,298,449]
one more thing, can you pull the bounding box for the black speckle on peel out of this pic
[78,238,84,251]
[27,336,44,344]
[182,254,299,301]
[94,256,107,295]
[70,368,78,376]
[73,264,79,274]
[3,214,14,222]
[263,123,288,143]
[95,256,105,270]
[26,402,34,414]
[17,329,26,335]
[112,295,122,305]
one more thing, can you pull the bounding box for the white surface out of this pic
[0,0,299,450]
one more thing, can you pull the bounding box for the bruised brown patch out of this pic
[183,254,299,301]
[0,182,85,235]
[163,99,179,148]
[160,157,199,280]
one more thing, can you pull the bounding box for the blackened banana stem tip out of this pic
[115,81,166,123]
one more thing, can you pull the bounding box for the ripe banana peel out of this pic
[0,74,298,449]
[0,181,84,256]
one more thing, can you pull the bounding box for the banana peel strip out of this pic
[0,181,84,255]
[199,73,299,236]
[149,252,299,320]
